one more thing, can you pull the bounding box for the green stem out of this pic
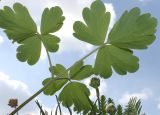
[10,43,103,115]
[55,95,62,115]
[36,33,54,77]
[96,87,101,111]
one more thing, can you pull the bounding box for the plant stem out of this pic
[36,33,54,77]
[10,44,104,115]
[55,95,62,115]
[96,87,101,111]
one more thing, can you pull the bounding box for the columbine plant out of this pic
[0,0,157,114]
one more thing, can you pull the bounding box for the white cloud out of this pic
[119,89,152,104]
[0,35,4,44]
[84,76,107,100]
[157,97,160,110]
[0,72,39,114]
[137,0,152,3]
[0,0,116,60]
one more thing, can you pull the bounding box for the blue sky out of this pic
[0,0,160,114]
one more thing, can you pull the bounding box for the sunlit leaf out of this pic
[42,34,60,52]
[59,82,91,113]
[0,3,37,43]
[70,61,94,80]
[41,6,65,35]
[94,45,139,78]
[16,36,41,65]
[108,7,157,49]
[73,0,110,45]
[43,64,68,95]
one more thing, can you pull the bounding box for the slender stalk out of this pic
[36,33,54,77]
[96,88,101,111]
[10,43,103,115]
[55,95,62,115]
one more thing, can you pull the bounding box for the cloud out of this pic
[0,0,116,60]
[0,35,4,44]
[137,0,152,3]
[119,89,152,104]
[0,72,39,114]
[157,97,160,110]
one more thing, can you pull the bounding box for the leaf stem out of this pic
[55,95,62,115]
[9,44,103,115]
[36,33,54,77]
[96,87,101,111]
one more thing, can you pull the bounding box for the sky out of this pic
[0,0,160,114]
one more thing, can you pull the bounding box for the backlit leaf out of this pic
[43,64,68,95]
[108,7,157,49]
[73,0,110,45]
[16,36,41,65]
[70,61,94,80]
[41,6,65,35]
[0,3,37,43]
[42,34,60,52]
[59,82,91,113]
[94,45,139,78]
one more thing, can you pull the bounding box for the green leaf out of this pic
[41,6,65,35]
[69,61,94,80]
[43,64,68,95]
[94,45,139,78]
[0,3,37,43]
[42,34,60,52]
[108,7,157,49]
[59,82,91,113]
[16,36,41,65]
[42,78,67,96]
[73,0,110,45]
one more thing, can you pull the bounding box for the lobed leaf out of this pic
[42,34,60,52]
[0,3,37,43]
[108,7,157,49]
[70,61,94,80]
[16,36,41,65]
[94,45,139,78]
[41,6,65,35]
[43,64,68,95]
[59,82,91,113]
[73,0,110,45]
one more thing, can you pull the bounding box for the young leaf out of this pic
[108,7,157,49]
[73,0,110,45]
[42,77,67,96]
[42,34,60,52]
[69,61,94,80]
[41,6,65,35]
[59,82,91,113]
[43,64,68,96]
[0,3,37,43]
[94,45,139,78]
[16,36,41,65]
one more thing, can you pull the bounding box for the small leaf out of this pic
[59,82,91,113]
[0,3,37,43]
[70,61,93,80]
[69,61,83,77]
[94,45,139,78]
[108,7,157,49]
[71,65,93,80]
[43,64,68,95]
[41,6,65,35]
[16,36,41,65]
[42,34,60,52]
[42,78,67,96]
[73,0,110,45]
[52,64,68,77]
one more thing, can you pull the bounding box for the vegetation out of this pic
[0,0,157,114]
